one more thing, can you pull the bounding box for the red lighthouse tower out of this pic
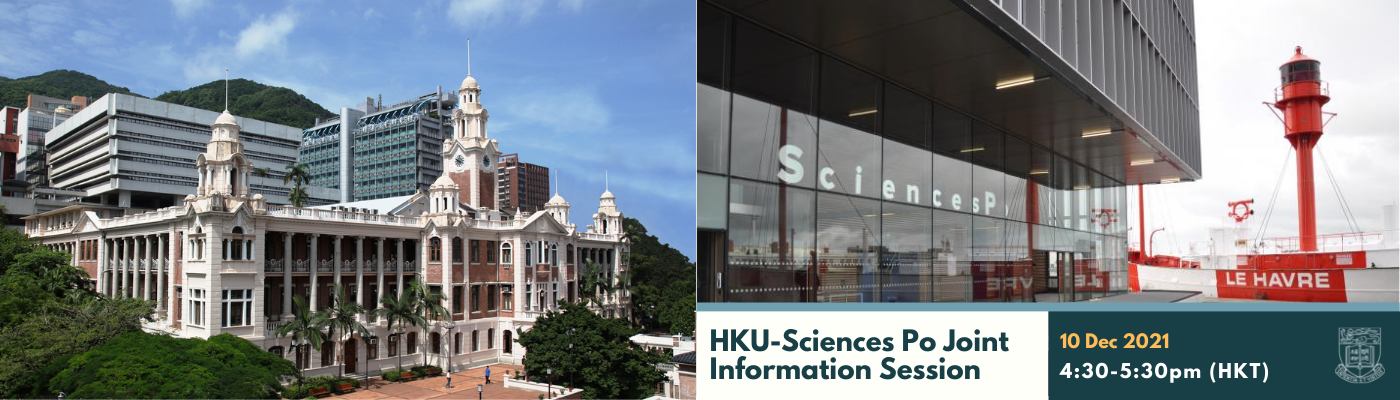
[1273,46,1331,252]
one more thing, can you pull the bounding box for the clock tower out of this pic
[443,72,501,210]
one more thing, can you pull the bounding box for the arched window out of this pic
[487,328,495,349]
[431,332,441,354]
[501,242,512,266]
[454,332,462,354]
[567,244,574,264]
[321,341,335,367]
[388,334,399,357]
[367,337,379,360]
[429,238,442,262]
[472,330,479,351]
[551,244,558,267]
[230,168,238,190]
[407,332,418,354]
[503,330,513,354]
[524,243,532,266]
[452,237,463,263]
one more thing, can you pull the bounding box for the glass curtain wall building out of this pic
[698,0,1200,303]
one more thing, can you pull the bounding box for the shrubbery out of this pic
[380,370,401,382]
[281,376,360,398]
[410,366,428,376]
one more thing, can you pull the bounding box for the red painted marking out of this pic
[1215,269,1348,302]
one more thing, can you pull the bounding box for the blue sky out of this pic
[0,0,699,260]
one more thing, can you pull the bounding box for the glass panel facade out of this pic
[699,2,1128,302]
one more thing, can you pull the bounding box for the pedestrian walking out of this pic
[485,366,492,384]
[446,370,453,388]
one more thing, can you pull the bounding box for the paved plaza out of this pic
[307,364,564,400]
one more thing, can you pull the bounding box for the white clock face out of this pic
[454,154,466,171]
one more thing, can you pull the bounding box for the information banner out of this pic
[698,308,1399,398]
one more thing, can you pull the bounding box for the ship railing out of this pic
[1254,230,1395,253]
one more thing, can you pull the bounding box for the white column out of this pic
[333,235,343,287]
[309,234,320,311]
[396,239,405,295]
[158,233,167,309]
[375,238,385,314]
[97,238,107,297]
[146,235,156,301]
[284,232,293,316]
[355,236,364,316]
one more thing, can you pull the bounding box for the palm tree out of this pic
[580,259,608,310]
[323,283,370,380]
[413,282,448,367]
[287,186,310,208]
[376,282,426,373]
[274,295,329,384]
[283,163,312,207]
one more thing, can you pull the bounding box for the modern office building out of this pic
[697,0,1201,302]
[15,94,89,188]
[24,71,632,378]
[497,153,551,213]
[39,93,338,208]
[1,106,19,192]
[302,91,455,203]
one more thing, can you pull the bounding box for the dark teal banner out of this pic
[1049,312,1399,398]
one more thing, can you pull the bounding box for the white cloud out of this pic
[170,0,208,18]
[1145,0,1399,255]
[502,89,611,133]
[446,0,588,27]
[234,9,298,58]
[364,7,382,20]
[559,0,588,12]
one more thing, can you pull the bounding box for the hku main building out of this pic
[22,72,631,375]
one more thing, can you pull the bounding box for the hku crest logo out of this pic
[1335,327,1384,384]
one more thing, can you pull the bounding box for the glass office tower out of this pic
[697,0,1201,303]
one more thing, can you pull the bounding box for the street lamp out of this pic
[547,367,552,397]
[567,327,575,390]
[477,384,483,400]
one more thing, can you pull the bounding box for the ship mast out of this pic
[1270,46,1332,252]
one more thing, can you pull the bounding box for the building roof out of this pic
[311,195,415,213]
[671,351,696,365]
[461,74,478,89]
[215,110,238,126]
[546,193,567,206]
[433,174,456,188]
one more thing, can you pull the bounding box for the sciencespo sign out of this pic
[775,144,1003,216]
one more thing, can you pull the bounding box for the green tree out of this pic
[413,282,448,367]
[47,332,296,399]
[375,283,427,373]
[621,217,695,334]
[0,296,155,397]
[0,69,145,110]
[272,295,328,383]
[322,283,370,380]
[516,302,667,399]
[283,163,311,207]
[153,78,334,129]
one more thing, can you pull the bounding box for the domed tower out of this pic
[429,174,460,214]
[545,192,571,226]
[1272,46,1331,252]
[442,71,501,210]
[593,189,622,235]
[195,110,254,198]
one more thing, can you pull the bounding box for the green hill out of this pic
[155,79,335,129]
[0,70,144,110]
